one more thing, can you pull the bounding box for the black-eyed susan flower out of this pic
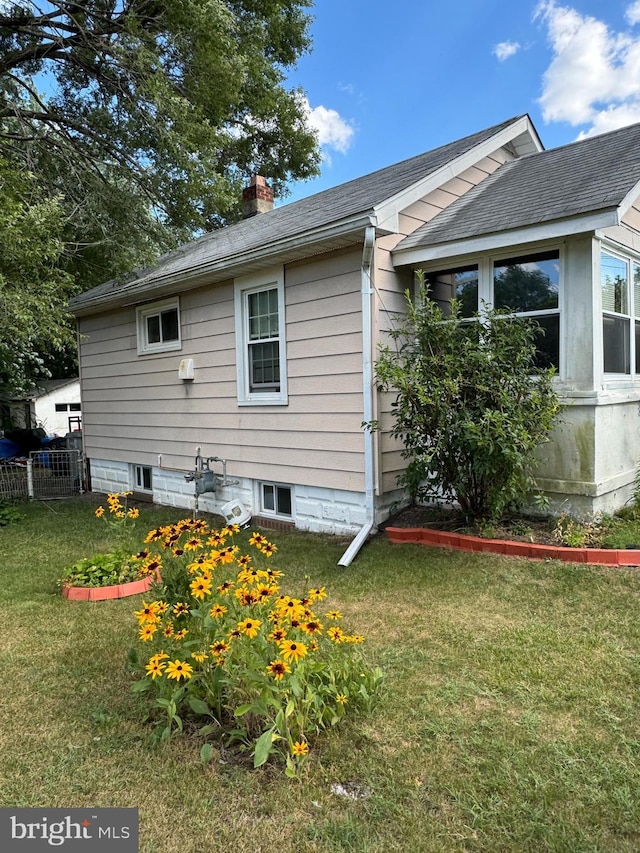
[325,610,343,620]
[139,623,157,641]
[309,586,327,601]
[134,601,160,625]
[327,626,344,643]
[154,601,169,615]
[267,659,291,680]
[162,623,174,638]
[237,554,252,568]
[172,547,185,557]
[173,602,190,617]
[173,628,188,640]
[302,620,323,636]
[291,741,308,756]
[219,545,238,564]
[217,580,233,595]
[268,628,287,643]
[145,659,165,679]
[249,532,266,546]
[260,541,277,557]
[127,508,140,519]
[94,506,105,518]
[266,568,284,580]
[238,618,261,638]
[145,527,164,543]
[210,641,230,657]
[184,537,202,551]
[208,531,226,547]
[279,640,307,664]
[336,694,348,705]
[134,549,150,561]
[189,575,212,600]
[209,603,227,619]
[191,651,208,663]
[228,628,242,641]
[165,659,193,681]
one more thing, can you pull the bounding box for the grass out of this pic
[1,497,640,852]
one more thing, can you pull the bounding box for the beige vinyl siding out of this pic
[79,247,366,492]
[375,145,515,496]
[621,202,640,233]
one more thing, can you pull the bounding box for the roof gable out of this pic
[393,121,640,261]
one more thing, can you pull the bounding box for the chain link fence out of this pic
[0,450,85,500]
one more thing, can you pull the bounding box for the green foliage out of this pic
[131,519,383,773]
[374,275,561,522]
[0,499,25,527]
[0,1,321,391]
[552,513,610,548]
[0,157,74,397]
[59,550,145,588]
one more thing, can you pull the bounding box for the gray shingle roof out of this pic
[394,121,640,254]
[69,115,525,312]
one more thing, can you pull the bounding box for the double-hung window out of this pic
[136,298,181,355]
[235,269,287,404]
[601,249,640,375]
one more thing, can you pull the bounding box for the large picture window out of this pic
[493,250,560,370]
[235,269,287,405]
[424,265,478,318]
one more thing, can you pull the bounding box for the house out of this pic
[69,113,640,553]
[1,378,81,436]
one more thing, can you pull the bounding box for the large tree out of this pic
[0,1,321,392]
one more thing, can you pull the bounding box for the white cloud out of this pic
[301,97,355,155]
[493,41,521,61]
[626,1,640,26]
[535,0,640,134]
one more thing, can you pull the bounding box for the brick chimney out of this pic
[242,175,274,218]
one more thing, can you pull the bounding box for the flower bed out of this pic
[386,525,640,566]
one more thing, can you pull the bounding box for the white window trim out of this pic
[136,297,182,355]
[257,480,294,520]
[132,463,153,493]
[234,268,288,405]
[599,242,640,381]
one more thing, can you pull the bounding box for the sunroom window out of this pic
[493,250,560,370]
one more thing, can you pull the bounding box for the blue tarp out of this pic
[0,438,21,459]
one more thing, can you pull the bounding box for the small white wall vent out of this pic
[178,358,195,380]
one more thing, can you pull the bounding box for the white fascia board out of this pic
[617,178,640,221]
[374,115,541,234]
[72,213,376,315]
[391,210,618,267]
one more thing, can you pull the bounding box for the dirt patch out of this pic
[381,504,558,546]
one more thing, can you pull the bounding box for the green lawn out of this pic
[1,497,639,852]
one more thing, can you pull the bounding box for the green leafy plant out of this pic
[58,550,150,589]
[552,513,612,548]
[372,274,561,522]
[129,519,383,775]
[0,499,25,527]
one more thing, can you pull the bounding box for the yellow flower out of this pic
[309,587,327,601]
[291,741,308,756]
[327,626,344,643]
[268,628,287,643]
[217,580,233,595]
[145,659,165,679]
[165,659,193,681]
[325,610,343,620]
[134,601,161,625]
[267,659,291,680]
[249,532,266,546]
[191,651,208,663]
[173,628,188,640]
[210,641,230,657]
[301,620,323,636]
[173,602,190,617]
[127,507,140,519]
[209,603,227,618]
[134,549,150,561]
[260,541,277,557]
[238,618,261,638]
[336,694,348,705]
[115,510,126,519]
[189,575,212,600]
[94,506,105,518]
[279,640,307,664]
[162,622,174,638]
[139,624,157,641]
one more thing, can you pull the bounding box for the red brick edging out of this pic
[385,527,640,566]
[62,574,156,601]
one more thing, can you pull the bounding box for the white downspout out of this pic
[338,225,377,566]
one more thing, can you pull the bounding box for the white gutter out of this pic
[339,225,377,567]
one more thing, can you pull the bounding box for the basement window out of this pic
[133,464,153,493]
[260,482,292,518]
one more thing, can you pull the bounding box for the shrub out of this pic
[373,277,560,522]
[129,519,383,775]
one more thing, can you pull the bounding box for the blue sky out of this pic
[284,0,640,202]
